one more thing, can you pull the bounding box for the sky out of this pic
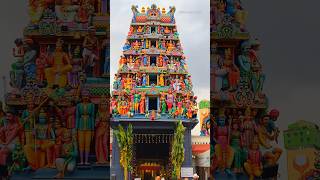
[110,0,210,134]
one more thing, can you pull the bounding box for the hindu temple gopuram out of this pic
[211,0,283,179]
[0,0,109,179]
[111,4,198,179]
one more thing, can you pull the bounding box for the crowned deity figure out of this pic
[214,111,234,175]
[95,97,109,164]
[238,41,252,84]
[249,39,265,98]
[76,90,95,165]
[24,109,55,169]
[10,38,25,89]
[0,111,21,169]
[242,107,258,150]
[45,38,72,88]
[82,26,99,76]
[21,93,36,146]
[55,128,77,178]
[244,138,263,180]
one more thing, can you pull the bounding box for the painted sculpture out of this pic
[111,4,198,179]
[2,1,110,178]
[76,91,95,165]
[212,0,282,179]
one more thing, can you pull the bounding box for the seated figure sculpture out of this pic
[45,38,72,88]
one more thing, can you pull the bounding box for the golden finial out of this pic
[162,8,166,14]
[141,7,145,13]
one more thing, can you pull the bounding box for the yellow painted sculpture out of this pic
[158,74,164,86]
[244,139,263,180]
[45,39,72,88]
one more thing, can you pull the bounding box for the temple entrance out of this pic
[132,131,173,180]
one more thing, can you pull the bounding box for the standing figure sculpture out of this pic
[139,92,146,114]
[249,39,265,98]
[10,38,25,89]
[23,38,37,82]
[95,97,109,164]
[237,41,252,84]
[76,90,95,165]
[24,109,55,169]
[242,107,257,150]
[21,92,36,146]
[214,111,234,175]
[82,26,99,76]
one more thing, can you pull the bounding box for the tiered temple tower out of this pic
[1,0,109,179]
[212,0,282,179]
[111,4,198,179]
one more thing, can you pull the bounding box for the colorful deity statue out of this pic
[76,0,94,25]
[244,138,263,180]
[137,26,143,33]
[158,74,165,86]
[95,97,109,164]
[133,40,140,51]
[230,118,246,173]
[69,46,82,88]
[110,97,118,114]
[249,39,265,97]
[141,73,147,86]
[76,90,95,165]
[65,101,76,129]
[164,27,171,34]
[213,49,228,92]
[242,107,257,149]
[21,93,36,146]
[124,74,133,90]
[139,92,146,114]
[160,92,167,114]
[45,38,72,88]
[10,38,25,89]
[238,41,251,83]
[123,41,131,51]
[23,38,37,81]
[166,41,175,52]
[224,48,240,90]
[142,54,148,66]
[133,91,141,114]
[157,55,164,67]
[35,48,48,84]
[55,128,77,178]
[166,89,175,112]
[257,115,278,149]
[0,111,21,168]
[117,96,128,116]
[24,109,55,169]
[82,26,99,75]
[128,26,134,36]
[214,111,234,175]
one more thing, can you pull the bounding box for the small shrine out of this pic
[212,0,282,179]
[110,4,198,180]
[0,0,110,179]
